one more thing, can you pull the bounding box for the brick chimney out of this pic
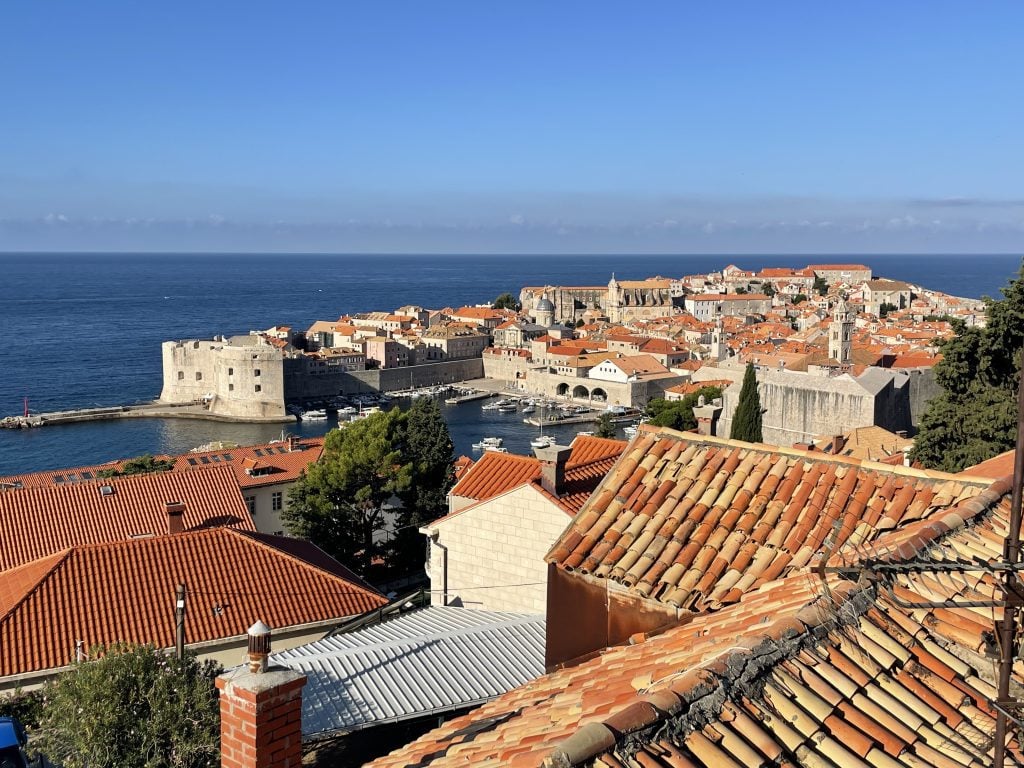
[831,434,846,455]
[534,444,572,497]
[166,501,185,535]
[216,621,307,768]
[286,435,299,452]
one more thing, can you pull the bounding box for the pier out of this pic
[444,390,498,405]
[1,401,294,429]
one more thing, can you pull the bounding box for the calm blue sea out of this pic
[0,252,1019,476]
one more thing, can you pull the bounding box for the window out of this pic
[187,457,197,466]
[254,448,265,456]
[254,369,261,377]
[211,455,222,462]
[177,371,184,380]
[255,384,262,393]
[272,491,283,511]
[199,456,210,464]
[228,367,234,376]
[195,372,203,381]
[228,384,234,392]
[223,453,233,461]
[245,496,256,515]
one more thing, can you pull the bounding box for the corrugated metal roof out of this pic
[272,606,545,738]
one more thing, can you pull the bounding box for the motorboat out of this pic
[531,434,555,449]
[623,425,638,438]
[338,406,358,415]
[483,445,509,453]
[481,401,502,411]
[497,403,518,413]
[521,403,536,414]
[472,437,504,450]
[300,409,328,421]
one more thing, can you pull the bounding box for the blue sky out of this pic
[1,2,1022,253]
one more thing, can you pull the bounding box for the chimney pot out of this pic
[166,501,185,535]
[247,620,271,674]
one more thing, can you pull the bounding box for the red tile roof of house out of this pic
[0,465,254,570]
[368,466,1015,768]
[960,449,1015,480]
[449,437,627,507]
[0,437,325,492]
[0,528,387,678]
[546,429,996,612]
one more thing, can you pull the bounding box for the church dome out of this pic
[536,297,555,312]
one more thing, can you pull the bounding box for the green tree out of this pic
[813,275,829,296]
[492,292,520,311]
[734,286,748,294]
[645,387,723,432]
[792,293,808,305]
[97,454,176,478]
[730,363,763,443]
[36,644,221,768]
[763,282,776,297]
[284,410,412,574]
[399,397,455,525]
[594,412,618,439]
[878,301,898,317]
[911,263,1024,471]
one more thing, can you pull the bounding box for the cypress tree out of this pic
[730,363,763,443]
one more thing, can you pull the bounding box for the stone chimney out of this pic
[166,501,185,535]
[216,621,307,768]
[831,434,846,455]
[286,435,299,452]
[534,444,573,497]
[692,401,723,437]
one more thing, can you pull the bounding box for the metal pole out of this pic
[175,583,186,660]
[993,346,1024,768]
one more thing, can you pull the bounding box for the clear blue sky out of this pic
[2,1,1022,253]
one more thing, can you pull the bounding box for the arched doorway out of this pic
[591,387,608,402]
[556,382,570,397]
[572,385,590,400]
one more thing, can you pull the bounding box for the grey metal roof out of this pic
[271,606,545,738]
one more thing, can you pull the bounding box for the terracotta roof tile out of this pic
[546,428,995,612]
[0,528,386,678]
[450,437,627,505]
[0,465,254,570]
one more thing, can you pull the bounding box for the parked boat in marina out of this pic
[530,434,555,449]
[300,409,328,421]
[472,436,504,450]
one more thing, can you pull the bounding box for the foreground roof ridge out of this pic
[544,580,869,767]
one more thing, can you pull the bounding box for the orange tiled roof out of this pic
[450,437,627,506]
[369,474,1015,768]
[960,449,1015,480]
[0,437,325,492]
[0,465,254,571]
[546,428,996,611]
[0,528,387,678]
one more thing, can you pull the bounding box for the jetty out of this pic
[444,390,497,405]
[1,401,294,430]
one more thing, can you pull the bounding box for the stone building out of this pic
[160,335,289,421]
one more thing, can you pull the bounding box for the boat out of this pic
[497,403,518,413]
[472,436,504,450]
[521,403,536,414]
[300,409,328,421]
[483,445,508,453]
[576,431,594,438]
[338,406,358,415]
[531,434,555,449]
[623,425,638,438]
[481,401,502,411]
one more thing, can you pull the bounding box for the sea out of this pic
[0,252,1019,476]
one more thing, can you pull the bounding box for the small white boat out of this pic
[483,445,509,453]
[623,425,638,438]
[531,434,555,449]
[300,409,328,421]
[472,437,504,450]
[338,406,358,415]
[521,404,536,414]
[497,404,518,413]
[481,402,502,411]
[576,431,594,438]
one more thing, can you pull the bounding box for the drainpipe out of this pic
[433,536,449,607]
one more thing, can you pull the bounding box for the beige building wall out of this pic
[424,484,570,615]
[241,482,299,536]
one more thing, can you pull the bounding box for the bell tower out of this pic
[829,298,853,365]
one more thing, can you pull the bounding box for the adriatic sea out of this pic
[0,252,1019,476]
